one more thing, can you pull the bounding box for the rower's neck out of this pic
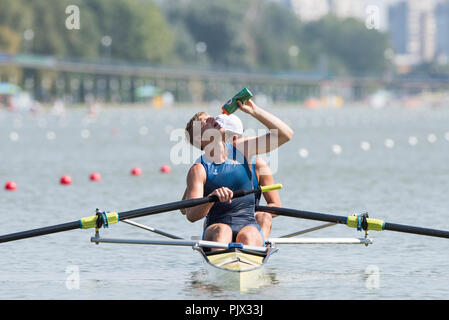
[204,141,227,164]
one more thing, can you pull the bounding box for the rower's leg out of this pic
[203,223,233,247]
[236,225,264,247]
[255,211,272,239]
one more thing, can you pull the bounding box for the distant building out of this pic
[387,0,444,71]
[388,1,408,54]
[435,1,449,61]
[289,0,368,22]
[287,0,388,29]
[283,0,447,70]
[420,11,436,62]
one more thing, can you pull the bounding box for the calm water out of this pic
[1,104,449,300]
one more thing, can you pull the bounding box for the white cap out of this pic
[215,114,243,135]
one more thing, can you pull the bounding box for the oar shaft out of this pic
[257,205,449,240]
[0,185,282,244]
[384,222,449,239]
[0,198,218,244]
[0,184,283,244]
[256,206,347,225]
[118,186,280,221]
[118,196,216,221]
[0,221,80,243]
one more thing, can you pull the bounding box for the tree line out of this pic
[0,0,392,76]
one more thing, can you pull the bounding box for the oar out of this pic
[0,184,282,244]
[256,205,449,239]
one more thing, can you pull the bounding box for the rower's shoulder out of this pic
[187,163,206,181]
[254,157,273,177]
[188,162,205,173]
[255,156,268,167]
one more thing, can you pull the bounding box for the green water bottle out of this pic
[221,88,253,115]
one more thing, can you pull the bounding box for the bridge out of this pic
[0,53,447,104]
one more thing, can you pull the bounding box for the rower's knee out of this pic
[236,226,263,246]
[256,212,272,229]
[204,223,232,243]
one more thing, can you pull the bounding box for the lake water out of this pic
[1,104,448,300]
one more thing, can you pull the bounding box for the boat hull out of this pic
[195,246,277,291]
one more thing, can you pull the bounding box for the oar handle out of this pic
[232,183,283,199]
[261,184,283,193]
[119,183,282,221]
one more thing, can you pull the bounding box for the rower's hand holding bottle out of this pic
[236,98,257,115]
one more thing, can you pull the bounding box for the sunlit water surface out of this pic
[0,104,448,299]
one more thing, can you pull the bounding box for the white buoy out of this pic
[9,131,19,142]
[427,134,437,144]
[81,129,90,139]
[360,141,371,151]
[298,148,309,158]
[46,131,56,140]
[139,126,149,136]
[332,144,342,155]
[408,136,418,146]
[384,139,395,149]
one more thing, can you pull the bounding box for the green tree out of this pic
[164,0,314,71]
[165,0,252,69]
[0,26,21,54]
[249,1,311,71]
[302,15,389,75]
[62,0,102,58]
[0,0,391,75]
[0,0,32,33]
[85,0,176,63]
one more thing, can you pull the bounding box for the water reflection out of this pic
[186,268,278,296]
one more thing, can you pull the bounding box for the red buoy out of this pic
[60,175,72,185]
[160,164,171,174]
[5,181,17,191]
[90,172,101,182]
[131,167,142,176]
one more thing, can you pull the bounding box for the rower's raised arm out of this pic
[236,99,293,158]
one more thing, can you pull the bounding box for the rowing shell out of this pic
[1,183,449,292]
[194,245,278,291]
